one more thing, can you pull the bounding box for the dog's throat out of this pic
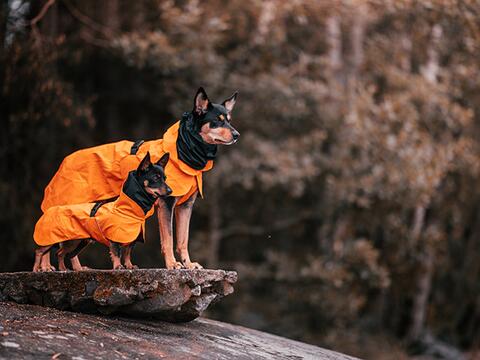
[176,112,217,170]
[122,172,157,215]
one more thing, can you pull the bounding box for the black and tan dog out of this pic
[33,152,171,271]
[36,88,239,271]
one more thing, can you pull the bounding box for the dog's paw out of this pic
[80,266,91,271]
[125,264,139,270]
[184,262,203,270]
[113,264,125,270]
[40,266,56,272]
[166,261,184,270]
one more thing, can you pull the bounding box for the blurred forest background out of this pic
[1,0,480,359]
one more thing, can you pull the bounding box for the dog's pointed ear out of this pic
[156,153,170,168]
[222,91,238,114]
[138,152,152,172]
[193,87,211,115]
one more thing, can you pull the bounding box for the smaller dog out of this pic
[33,152,172,271]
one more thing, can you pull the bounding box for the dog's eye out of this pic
[218,114,225,122]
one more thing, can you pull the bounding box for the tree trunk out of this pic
[255,1,275,45]
[0,1,9,186]
[332,215,351,258]
[422,24,442,83]
[406,204,432,341]
[130,1,145,31]
[347,5,365,108]
[407,24,442,342]
[326,16,342,72]
[0,1,7,51]
[350,8,365,77]
[101,0,120,138]
[407,241,434,341]
[410,205,426,248]
[102,0,120,31]
[40,0,58,38]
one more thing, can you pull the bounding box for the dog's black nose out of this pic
[232,131,240,141]
[166,188,172,195]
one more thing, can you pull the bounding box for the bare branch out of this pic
[63,0,115,39]
[30,0,55,26]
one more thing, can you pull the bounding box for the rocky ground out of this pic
[0,269,237,322]
[0,302,359,359]
[0,269,360,359]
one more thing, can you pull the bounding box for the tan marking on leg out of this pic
[70,256,90,271]
[40,252,56,272]
[123,243,138,269]
[156,197,183,269]
[57,246,68,272]
[109,241,124,270]
[175,192,202,270]
[33,246,52,272]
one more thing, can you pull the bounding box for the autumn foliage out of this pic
[1,1,480,358]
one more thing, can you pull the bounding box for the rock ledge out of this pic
[0,302,359,359]
[0,269,237,322]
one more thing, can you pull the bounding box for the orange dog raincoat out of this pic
[34,170,156,247]
[41,120,213,212]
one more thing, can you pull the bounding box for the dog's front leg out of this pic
[33,246,53,272]
[109,241,124,270]
[123,242,138,269]
[175,192,203,269]
[156,196,183,269]
[40,251,56,272]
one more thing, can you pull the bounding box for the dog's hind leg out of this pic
[109,241,124,270]
[56,239,91,271]
[156,196,183,269]
[57,241,78,271]
[175,191,203,270]
[123,242,138,270]
[67,239,94,271]
[57,247,68,272]
[33,246,54,272]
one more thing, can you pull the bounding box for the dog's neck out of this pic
[176,112,217,170]
[122,171,157,215]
